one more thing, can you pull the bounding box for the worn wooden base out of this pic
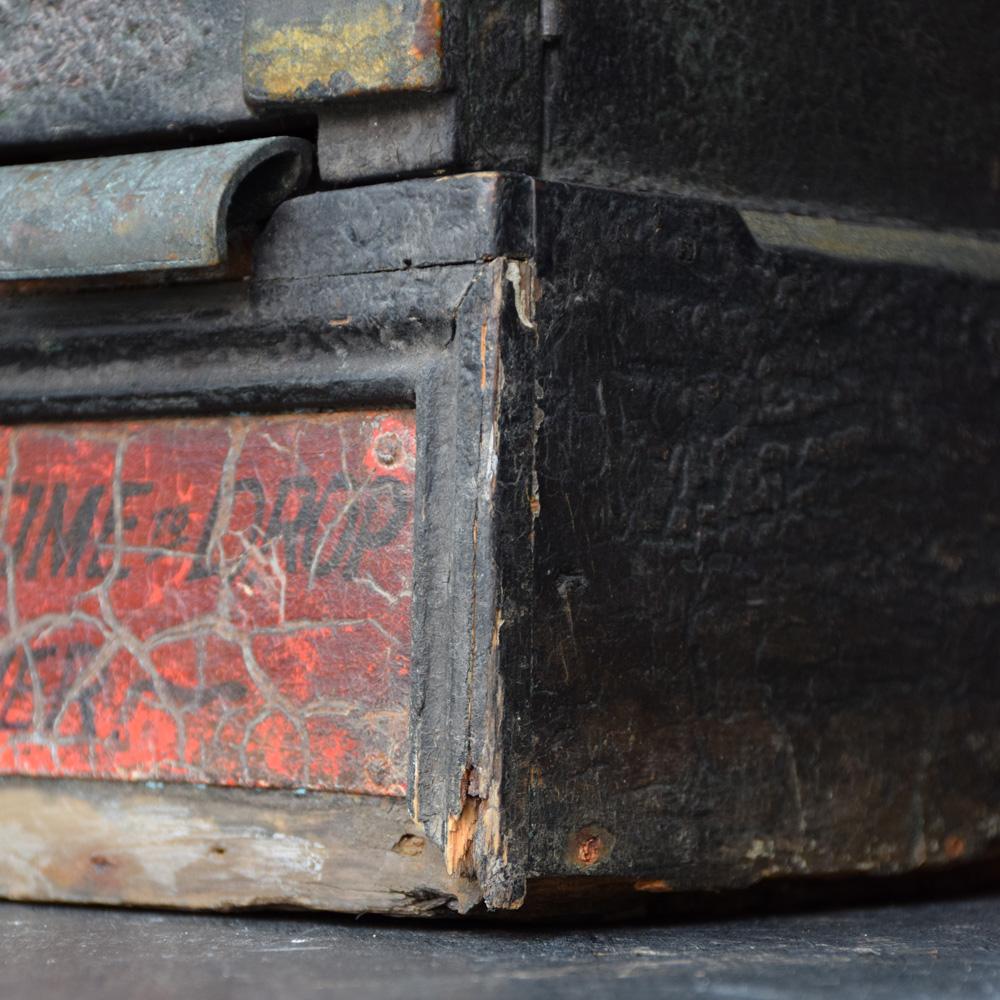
[0,778,479,916]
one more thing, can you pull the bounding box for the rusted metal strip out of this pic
[742,210,1000,282]
[243,0,444,106]
[0,138,312,280]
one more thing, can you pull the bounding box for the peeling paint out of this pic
[505,259,538,330]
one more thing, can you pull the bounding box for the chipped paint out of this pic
[244,0,444,105]
[505,259,538,330]
[445,793,480,877]
[634,878,673,893]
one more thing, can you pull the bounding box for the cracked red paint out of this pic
[0,411,415,796]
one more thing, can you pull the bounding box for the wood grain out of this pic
[0,777,480,915]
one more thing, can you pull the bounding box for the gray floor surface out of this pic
[0,895,998,999]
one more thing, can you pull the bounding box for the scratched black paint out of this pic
[497,182,1000,892]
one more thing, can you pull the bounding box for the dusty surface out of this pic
[1,895,999,998]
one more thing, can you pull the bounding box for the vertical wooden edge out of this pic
[435,257,536,911]
[0,777,482,917]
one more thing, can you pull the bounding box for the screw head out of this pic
[374,433,403,467]
[567,824,614,868]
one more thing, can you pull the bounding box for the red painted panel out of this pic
[0,411,415,795]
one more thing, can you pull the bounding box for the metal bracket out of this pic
[0,138,312,281]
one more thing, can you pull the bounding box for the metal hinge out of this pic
[0,138,312,281]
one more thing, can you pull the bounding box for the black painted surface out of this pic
[506,181,1000,888]
[316,0,543,183]
[543,1,1000,228]
[254,173,534,281]
[2,896,1000,999]
[454,0,542,174]
[0,1,252,151]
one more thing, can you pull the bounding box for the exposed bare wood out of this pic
[0,778,480,916]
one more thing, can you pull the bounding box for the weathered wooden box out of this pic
[0,172,998,915]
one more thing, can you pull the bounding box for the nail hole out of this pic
[392,834,426,857]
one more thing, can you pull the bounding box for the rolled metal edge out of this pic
[0,138,313,281]
[742,210,1000,283]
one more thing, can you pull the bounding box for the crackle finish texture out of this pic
[543,0,1000,227]
[3,0,998,229]
[508,182,1000,887]
[0,412,415,795]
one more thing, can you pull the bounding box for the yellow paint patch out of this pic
[245,2,443,102]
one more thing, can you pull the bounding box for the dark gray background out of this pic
[1,895,998,999]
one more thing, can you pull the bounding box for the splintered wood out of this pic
[0,411,415,795]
